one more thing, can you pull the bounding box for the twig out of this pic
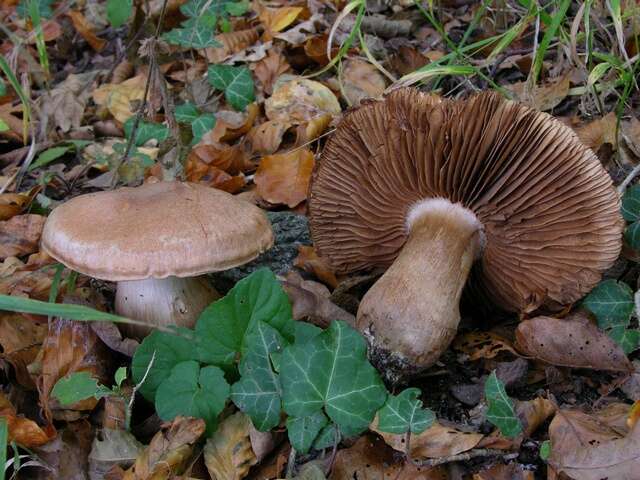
[126,351,156,431]
[413,448,519,467]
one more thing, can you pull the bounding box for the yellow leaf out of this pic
[92,74,146,123]
[260,6,303,33]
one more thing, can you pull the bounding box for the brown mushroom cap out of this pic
[309,89,623,313]
[41,181,273,281]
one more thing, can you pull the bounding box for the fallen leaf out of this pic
[186,163,246,193]
[67,10,106,51]
[473,463,534,480]
[330,434,448,480]
[0,312,47,388]
[205,28,260,63]
[0,252,58,299]
[622,117,640,158]
[453,331,519,360]
[255,148,315,207]
[0,214,46,259]
[372,419,483,459]
[34,420,93,479]
[204,412,258,480]
[265,78,341,124]
[40,71,98,133]
[123,417,205,479]
[0,392,55,447]
[304,34,339,66]
[89,428,143,478]
[282,271,355,328]
[39,311,112,418]
[251,48,292,96]
[188,143,255,175]
[294,245,337,288]
[247,120,291,155]
[574,112,618,152]
[294,113,332,147]
[259,6,303,37]
[515,313,633,372]
[0,192,32,220]
[389,45,429,76]
[274,15,320,46]
[25,20,62,43]
[200,104,260,145]
[0,102,26,142]
[93,74,146,123]
[508,74,571,111]
[548,407,640,480]
[629,401,640,430]
[342,59,387,106]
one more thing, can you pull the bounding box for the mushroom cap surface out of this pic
[42,181,274,281]
[309,89,623,312]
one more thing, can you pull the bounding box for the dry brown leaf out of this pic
[0,102,26,142]
[574,112,618,152]
[622,117,640,158]
[204,412,258,480]
[0,214,46,259]
[0,253,58,299]
[0,192,32,220]
[628,401,640,430]
[265,78,341,124]
[255,148,314,207]
[473,463,534,480]
[508,74,571,111]
[294,113,332,147]
[93,74,146,123]
[252,48,292,96]
[205,28,260,63]
[123,417,205,480]
[34,420,93,479]
[342,58,387,105]
[548,407,640,480]
[247,120,291,156]
[0,312,47,388]
[67,10,106,51]
[294,245,337,288]
[282,271,355,328]
[200,104,259,145]
[185,153,247,193]
[25,20,62,43]
[304,34,339,66]
[38,314,111,418]
[389,45,429,77]
[330,435,448,480]
[453,331,519,360]
[372,419,483,459]
[189,143,255,175]
[0,392,56,447]
[515,313,633,372]
[41,71,98,133]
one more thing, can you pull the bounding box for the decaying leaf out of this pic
[201,104,260,145]
[252,48,292,96]
[67,10,107,51]
[204,412,258,480]
[0,214,46,259]
[515,313,633,372]
[453,331,519,360]
[247,120,291,155]
[123,416,205,479]
[548,406,640,480]
[389,45,429,77]
[0,392,55,447]
[372,419,483,459]
[205,28,260,63]
[0,312,47,388]
[93,74,146,123]
[294,114,332,147]
[255,148,314,207]
[185,144,249,193]
[0,192,33,221]
[508,74,571,111]
[40,72,99,133]
[574,112,618,152]
[89,428,143,478]
[34,420,93,479]
[0,253,59,299]
[304,34,339,66]
[265,78,341,124]
[294,245,337,288]
[342,59,387,106]
[330,434,448,480]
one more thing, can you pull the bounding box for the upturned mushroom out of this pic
[309,89,623,380]
[41,181,273,337]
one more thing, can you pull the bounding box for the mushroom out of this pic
[41,181,273,337]
[309,89,623,380]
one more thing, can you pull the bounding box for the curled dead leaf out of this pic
[185,157,246,193]
[515,313,633,372]
[453,331,519,361]
[189,143,255,175]
[255,148,314,207]
[204,412,258,480]
[294,245,337,288]
[247,120,291,156]
[200,104,259,146]
[0,214,46,259]
[265,78,341,124]
[294,114,332,148]
[123,416,205,479]
[0,392,55,447]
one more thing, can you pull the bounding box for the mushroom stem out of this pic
[356,199,482,381]
[116,276,220,338]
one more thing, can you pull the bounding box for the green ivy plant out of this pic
[622,184,640,251]
[207,64,255,111]
[175,102,216,144]
[484,371,523,438]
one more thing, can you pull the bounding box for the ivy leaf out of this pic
[106,0,133,27]
[622,185,640,222]
[195,268,295,366]
[294,322,322,344]
[131,329,199,401]
[51,371,111,406]
[155,360,229,435]
[582,279,634,330]
[286,411,328,454]
[313,423,340,450]
[377,388,435,435]
[123,118,169,147]
[17,0,53,18]
[231,321,286,431]
[485,371,522,438]
[540,440,551,460]
[207,65,255,111]
[175,102,200,123]
[625,221,640,250]
[191,113,216,143]
[281,321,387,438]
[609,326,640,354]
[224,0,248,15]
[163,21,222,49]
[114,366,127,388]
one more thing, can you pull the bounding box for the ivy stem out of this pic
[285,447,296,479]
[324,425,340,476]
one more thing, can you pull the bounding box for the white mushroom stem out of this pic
[356,199,483,377]
[116,276,220,338]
